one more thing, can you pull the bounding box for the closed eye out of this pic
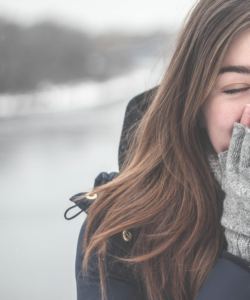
[224,87,250,94]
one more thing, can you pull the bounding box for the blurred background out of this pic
[0,0,196,299]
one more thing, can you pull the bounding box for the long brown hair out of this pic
[80,1,250,300]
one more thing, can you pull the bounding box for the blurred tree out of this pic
[0,18,170,94]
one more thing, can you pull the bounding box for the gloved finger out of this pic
[227,122,246,168]
[240,126,250,169]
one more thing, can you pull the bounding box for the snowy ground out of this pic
[0,58,165,118]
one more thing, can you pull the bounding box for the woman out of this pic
[65,0,250,299]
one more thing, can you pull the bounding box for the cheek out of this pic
[203,101,239,152]
[209,104,234,130]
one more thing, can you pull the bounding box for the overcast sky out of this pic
[0,0,197,34]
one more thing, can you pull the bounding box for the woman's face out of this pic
[201,28,250,153]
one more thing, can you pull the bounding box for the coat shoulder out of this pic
[66,171,139,255]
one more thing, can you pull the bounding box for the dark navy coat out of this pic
[65,89,250,300]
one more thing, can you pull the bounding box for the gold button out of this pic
[85,193,98,200]
[122,230,132,242]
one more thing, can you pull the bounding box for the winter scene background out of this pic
[0,1,196,299]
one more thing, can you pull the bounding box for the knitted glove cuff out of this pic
[220,196,250,237]
[224,228,250,262]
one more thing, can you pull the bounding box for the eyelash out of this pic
[224,87,250,94]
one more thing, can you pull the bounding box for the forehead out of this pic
[223,28,250,66]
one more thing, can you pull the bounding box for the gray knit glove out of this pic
[218,122,250,262]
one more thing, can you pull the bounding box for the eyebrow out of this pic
[219,65,250,75]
